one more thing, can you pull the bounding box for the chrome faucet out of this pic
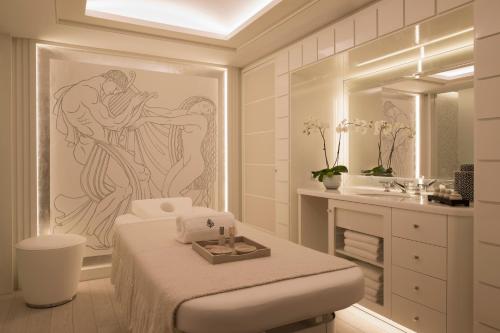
[392,181,407,193]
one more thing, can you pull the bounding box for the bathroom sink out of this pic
[356,192,413,199]
[341,187,413,198]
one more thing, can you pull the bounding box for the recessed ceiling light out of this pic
[85,0,281,40]
[429,65,474,80]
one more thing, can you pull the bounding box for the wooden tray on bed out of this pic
[192,236,270,264]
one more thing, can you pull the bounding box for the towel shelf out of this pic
[298,190,473,332]
[335,249,384,268]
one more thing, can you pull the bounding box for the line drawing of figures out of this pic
[51,68,217,252]
[133,96,216,207]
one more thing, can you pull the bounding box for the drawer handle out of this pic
[413,254,420,260]
[413,285,420,292]
[413,316,420,322]
[413,224,420,229]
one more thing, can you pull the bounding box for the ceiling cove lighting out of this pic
[356,27,474,67]
[429,65,474,80]
[85,0,281,40]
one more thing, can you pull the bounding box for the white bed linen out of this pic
[112,218,363,333]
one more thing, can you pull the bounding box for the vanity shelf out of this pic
[335,249,384,268]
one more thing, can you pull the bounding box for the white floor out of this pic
[0,278,407,333]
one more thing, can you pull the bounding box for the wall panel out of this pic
[0,34,13,294]
[474,1,500,330]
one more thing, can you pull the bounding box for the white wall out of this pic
[0,34,13,294]
[474,1,500,332]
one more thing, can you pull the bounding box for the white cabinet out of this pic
[317,26,334,60]
[377,0,404,36]
[302,35,318,66]
[476,76,500,119]
[476,34,500,79]
[354,5,377,45]
[392,209,447,246]
[242,62,276,233]
[275,74,289,97]
[405,0,436,25]
[392,237,447,280]
[438,0,471,13]
[297,189,473,333]
[288,43,303,71]
[475,0,500,39]
[275,51,289,76]
[392,294,447,333]
[334,18,354,53]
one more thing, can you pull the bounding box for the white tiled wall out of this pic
[405,0,436,25]
[334,17,354,52]
[438,0,471,13]
[302,35,318,66]
[474,1,500,331]
[288,43,302,71]
[317,26,335,59]
[354,5,377,45]
[242,0,474,243]
[378,0,404,36]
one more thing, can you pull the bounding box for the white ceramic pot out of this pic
[322,175,342,189]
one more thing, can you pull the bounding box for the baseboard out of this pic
[80,263,112,281]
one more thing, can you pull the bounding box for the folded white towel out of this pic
[345,238,381,254]
[364,277,382,290]
[356,261,383,282]
[344,230,381,246]
[365,286,383,298]
[344,245,380,261]
[364,294,383,303]
[176,210,236,244]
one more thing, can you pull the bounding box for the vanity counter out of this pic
[297,187,473,217]
[297,186,473,332]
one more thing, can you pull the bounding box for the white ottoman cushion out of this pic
[16,234,86,307]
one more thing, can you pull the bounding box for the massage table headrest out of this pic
[131,197,193,219]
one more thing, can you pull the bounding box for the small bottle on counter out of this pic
[218,226,225,246]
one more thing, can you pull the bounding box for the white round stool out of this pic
[16,234,86,308]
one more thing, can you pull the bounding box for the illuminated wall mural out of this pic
[49,59,218,256]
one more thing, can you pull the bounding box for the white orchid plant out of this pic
[337,118,414,176]
[304,118,414,179]
[303,119,348,182]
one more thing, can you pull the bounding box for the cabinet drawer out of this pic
[392,209,447,246]
[331,201,388,238]
[392,294,446,333]
[392,237,447,280]
[392,265,447,312]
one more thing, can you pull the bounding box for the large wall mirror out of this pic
[344,5,473,180]
[290,5,473,240]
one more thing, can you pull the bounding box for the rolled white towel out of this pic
[345,238,381,254]
[364,277,382,290]
[176,210,236,244]
[344,245,380,261]
[132,197,194,219]
[344,230,381,246]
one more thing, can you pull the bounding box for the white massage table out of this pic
[112,199,364,333]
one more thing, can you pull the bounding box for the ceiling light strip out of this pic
[356,27,474,67]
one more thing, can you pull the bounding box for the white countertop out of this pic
[297,186,474,217]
